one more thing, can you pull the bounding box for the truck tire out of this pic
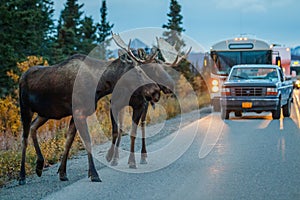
[221,107,229,120]
[283,98,291,117]
[272,100,281,120]
[234,111,242,117]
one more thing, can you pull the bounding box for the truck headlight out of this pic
[221,88,230,96]
[266,88,278,96]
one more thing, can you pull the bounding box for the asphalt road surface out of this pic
[1,90,300,200]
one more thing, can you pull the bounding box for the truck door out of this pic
[279,68,289,104]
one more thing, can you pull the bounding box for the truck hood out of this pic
[223,80,278,87]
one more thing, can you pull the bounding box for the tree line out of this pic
[0,0,184,97]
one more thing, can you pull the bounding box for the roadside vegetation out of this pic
[0,56,210,187]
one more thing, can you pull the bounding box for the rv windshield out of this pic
[211,50,272,75]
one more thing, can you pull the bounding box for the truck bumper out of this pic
[220,97,280,112]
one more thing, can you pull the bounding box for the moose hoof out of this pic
[140,158,148,165]
[111,159,119,166]
[90,176,102,182]
[105,149,114,162]
[59,173,69,181]
[88,170,101,182]
[36,160,44,177]
[19,178,26,185]
[129,163,137,169]
[36,168,43,177]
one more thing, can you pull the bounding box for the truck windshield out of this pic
[211,50,272,75]
[229,67,278,81]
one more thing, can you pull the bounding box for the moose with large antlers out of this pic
[106,36,191,168]
[18,32,189,184]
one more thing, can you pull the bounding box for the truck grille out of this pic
[231,87,265,96]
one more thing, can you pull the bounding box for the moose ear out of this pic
[137,48,147,60]
[118,49,126,63]
[118,49,133,64]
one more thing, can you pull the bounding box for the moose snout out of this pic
[144,84,161,103]
[151,91,160,102]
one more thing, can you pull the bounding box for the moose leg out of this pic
[30,116,48,177]
[58,117,77,181]
[106,109,118,163]
[19,108,33,185]
[111,110,124,166]
[118,108,125,136]
[140,105,149,164]
[128,108,143,169]
[75,116,101,182]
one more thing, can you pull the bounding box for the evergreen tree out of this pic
[53,0,84,62]
[162,0,185,51]
[162,0,193,81]
[0,0,54,96]
[97,0,114,59]
[50,17,64,63]
[78,16,98,55]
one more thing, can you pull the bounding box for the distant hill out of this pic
[130,38,149,49]
[111,38,149,58]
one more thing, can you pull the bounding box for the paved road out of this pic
[2,91,300,200]
[45,91,300,200]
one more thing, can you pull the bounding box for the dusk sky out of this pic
[54,0,300,51]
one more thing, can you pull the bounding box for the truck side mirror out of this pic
[285,76,292,81]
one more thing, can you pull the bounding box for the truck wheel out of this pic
[234,111,242,117]
[221,107,229,120]
[283,98,291,117]
[272,100,281,120]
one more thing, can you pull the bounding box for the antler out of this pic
[181,47,192,60]
[156,37,192,66]
[112,32,157,64]
[156,37,179,64]
[147,48,159,61]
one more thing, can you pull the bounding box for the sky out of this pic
[53,0,300,51]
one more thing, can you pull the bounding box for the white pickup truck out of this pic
[220,64,294,120]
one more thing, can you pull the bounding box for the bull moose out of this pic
[57,35,189,169]
[106,37,191,168]
[106,59,176,168]
[18,33,161,185]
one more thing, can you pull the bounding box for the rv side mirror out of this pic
[204,56,208,67]
[276,56,281,67]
